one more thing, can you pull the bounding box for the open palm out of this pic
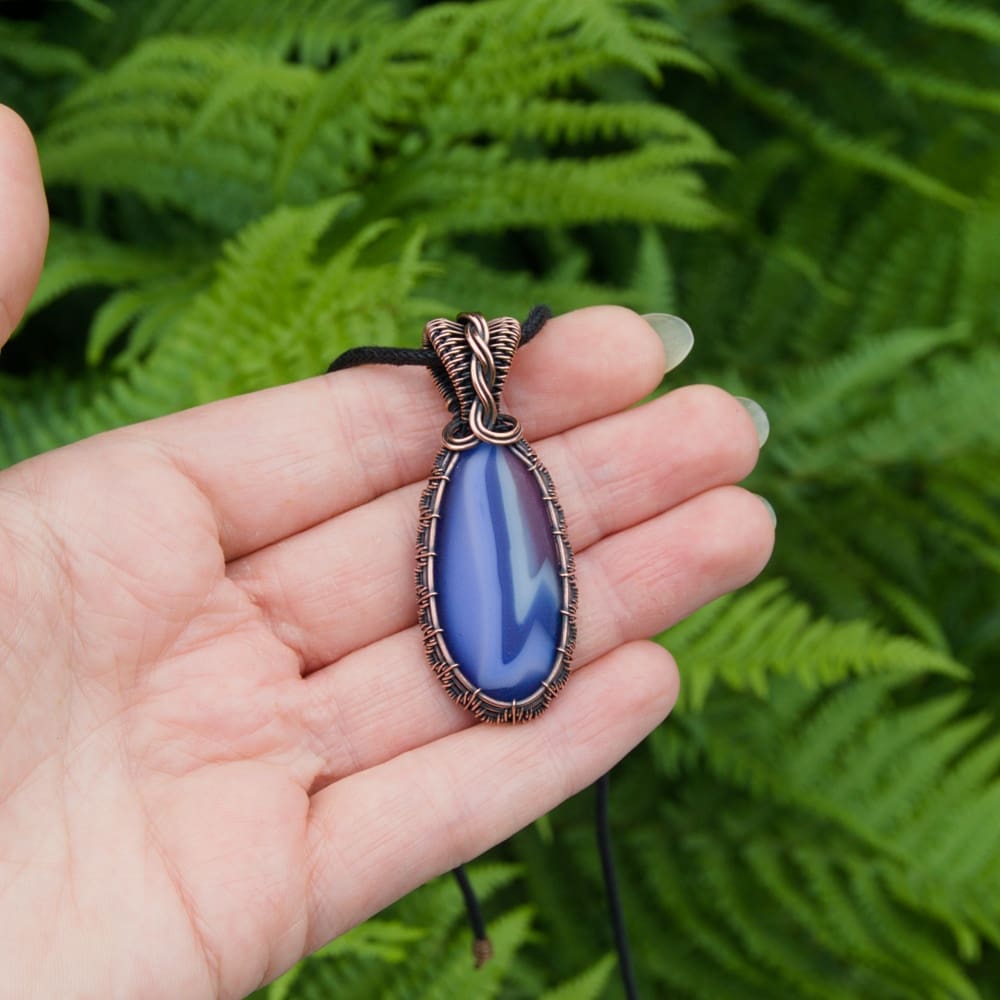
[0,108,773,999]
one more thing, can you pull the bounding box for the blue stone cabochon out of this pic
[416,437,578,724]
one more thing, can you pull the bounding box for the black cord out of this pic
[327,343,439,374]
[452,865,493,967]
[326,304,552,374]
[597,772,639,1000]
[520,302,552,345]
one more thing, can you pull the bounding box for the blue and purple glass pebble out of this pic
[435,442,563,702]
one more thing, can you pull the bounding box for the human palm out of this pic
[0,107,773,999]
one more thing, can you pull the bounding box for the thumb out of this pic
[0,105,48,348]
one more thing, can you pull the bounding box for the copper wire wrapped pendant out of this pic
[416,313,577,723]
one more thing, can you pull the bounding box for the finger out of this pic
[0,106,48,345]
[133,306,666,559]
[229,385,761,670]
[304,638,679,950]
[297,484,775,786]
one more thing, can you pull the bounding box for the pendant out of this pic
[416,313,577,723]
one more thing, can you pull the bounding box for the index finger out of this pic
[132,306,668,559]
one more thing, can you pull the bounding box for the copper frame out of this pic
[415,436,578,724]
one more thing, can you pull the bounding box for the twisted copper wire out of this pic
[425,313,523,449]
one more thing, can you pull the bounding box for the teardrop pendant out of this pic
[416,314,577,722]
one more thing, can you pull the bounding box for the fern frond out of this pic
[24,223,185,324]
[0,198,428,467]
[639,669,1000,997]
[409,147,726,232]
[0,22,92,79]
[891,0,1000,45]
[528,0,696,83]
[725,165,857,354]
[747,0,1000,116]
[796,347,1000,474]
[0,369,114,461]
[537,955,616,1000]
[663,580,965,712]
[726,70,971,209]
[463,98,726,154]
[424,251,617,324]
[957,203,1000,327]
[150,0,396,64]
[41,39,314,229]
[266,922,426,1000]
[86,272,207,368]
[40,1,725,236]
[771,324,965,446]
[65,0,112,22]
[256,864,532,1000]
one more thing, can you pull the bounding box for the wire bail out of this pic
[423,312,524,450]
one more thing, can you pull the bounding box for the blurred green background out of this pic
[2,0,999,996]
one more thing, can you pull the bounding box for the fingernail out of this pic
[755,494,777,527]
[642,313,693,373]
[735,396,770,447]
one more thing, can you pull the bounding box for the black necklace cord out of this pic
[325,305,636,984]
[452,865,493,967]
[597,772,639,999]
[326,304,552,374]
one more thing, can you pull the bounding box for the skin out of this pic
[0,105,774,999]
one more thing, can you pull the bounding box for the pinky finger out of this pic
[302,639,679,952]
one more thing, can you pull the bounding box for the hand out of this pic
[0,106,773,999]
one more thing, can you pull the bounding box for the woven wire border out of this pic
[415,438,578,723]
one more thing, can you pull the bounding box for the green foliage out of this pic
[3,0,1000,997]
[663,580,966,712]
[250,865,545,1000]
[631,671,1000,998]
[0,198,428,463]
[248,863,614,999]
[37,1,724,234]
[891,0,1000,45]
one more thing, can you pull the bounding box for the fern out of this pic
[672,146,1000,663]
[669,0,999,206]
[251,862,615,1000]
[138,0,396,66]
[537,955,617,1000]
[0,199,428,465]
[613,668,1000,998]
[64,0,113,21]
[0,22,91,80]
[39,0,724,234]
[891,0,1000,45]
[24,222,199,327]
[661,580,965,712]
[747,0,1000,116]
[724,69,971,209]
